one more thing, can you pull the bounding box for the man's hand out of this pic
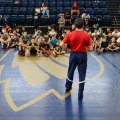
[60,41,65,47]
[87,44,94,52]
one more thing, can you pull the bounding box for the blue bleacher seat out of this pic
[64,8,71,17]
[49,15,57,24]
[99,1,106,8]
[64,2,71,7]
[80,7,85,14]
[6,1,13,7]
[90,15,95,21]
[12,7,19,15]
[84,1,91,8]
[35,0,41,2]
[57,2,63,7]
[40,18,49,25]
[93,8,100,15]
[50,2,56,8]
[78,1,84,7]
[0,7,4,15]
[28,0,34,2]
[18,15,25,23]
[64,0,71,2]
[73,15,78,19]
[86,8,94,15]
[100,8,108,15]
[26,15,33,24]
[3,15,10,21]
[90,15,94,19]
[64,7,71,11]
[50,0,56,2]
[5,7,11,15]
[10,15,18,22]
[19,7,26,15]
[0,15,3,22]
[102,15,110,25]
[102,15,110,22]
[64,7,71,12]
[20,2,27,7]
[5,0,14,1]
[71,1,74,6]
[57,7,63,14]
[35,2,41,7]
[99,0,106,1]
[89,15,95,25]
[21,0,27,2]
[0,1,6,7]
[49,8,57,15]
[44,0,49,2]
[28,2,34,7]
[44,2,49,7]
[27,7,34,15]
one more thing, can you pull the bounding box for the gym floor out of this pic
[0,49,120,120]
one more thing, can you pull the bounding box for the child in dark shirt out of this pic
[107,37,119,51]
[26,39,40,56]
[98,36,108,54]
[18,38,26,56]
[94,36,101,52]
[106,32,113,44]
[38,36,44,51]
[21,32,30,44]
[42,37,51,57]
[9,34,19,48]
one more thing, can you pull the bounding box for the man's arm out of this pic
[86,35,93,52]
[60,33,69,47]
[87,44,94,52]
[60,41,65,47]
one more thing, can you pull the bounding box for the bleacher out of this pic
[0,0,110,26]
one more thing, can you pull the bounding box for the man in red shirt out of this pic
[71,2,80,19]
[60,18,93,100]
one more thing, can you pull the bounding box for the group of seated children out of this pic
[0,25,120,56]
[91,28,120,54]
[0,26,68,57]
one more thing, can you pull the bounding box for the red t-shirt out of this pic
[72,5,80,10]
[63,30,92,52]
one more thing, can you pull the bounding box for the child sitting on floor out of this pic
[50,34,59,57]
[107,37,119,52]
[42,37,51,57]
[26,39,40,57]
[18,38,26,56]
[92,29,99,42]
[9,34,19,48]
[94,36,101,52]
[0,29,11,49]
[49,28,56,38]
[98,36,109,54]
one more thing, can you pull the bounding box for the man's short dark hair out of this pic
[74,18,84,29]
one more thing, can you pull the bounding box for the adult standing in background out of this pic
[60,18,93,100]
[58,14,66,32]
[82,10,90,26]
[71,2,80,19]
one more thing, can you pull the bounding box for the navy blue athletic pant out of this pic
[65,52,87,97]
